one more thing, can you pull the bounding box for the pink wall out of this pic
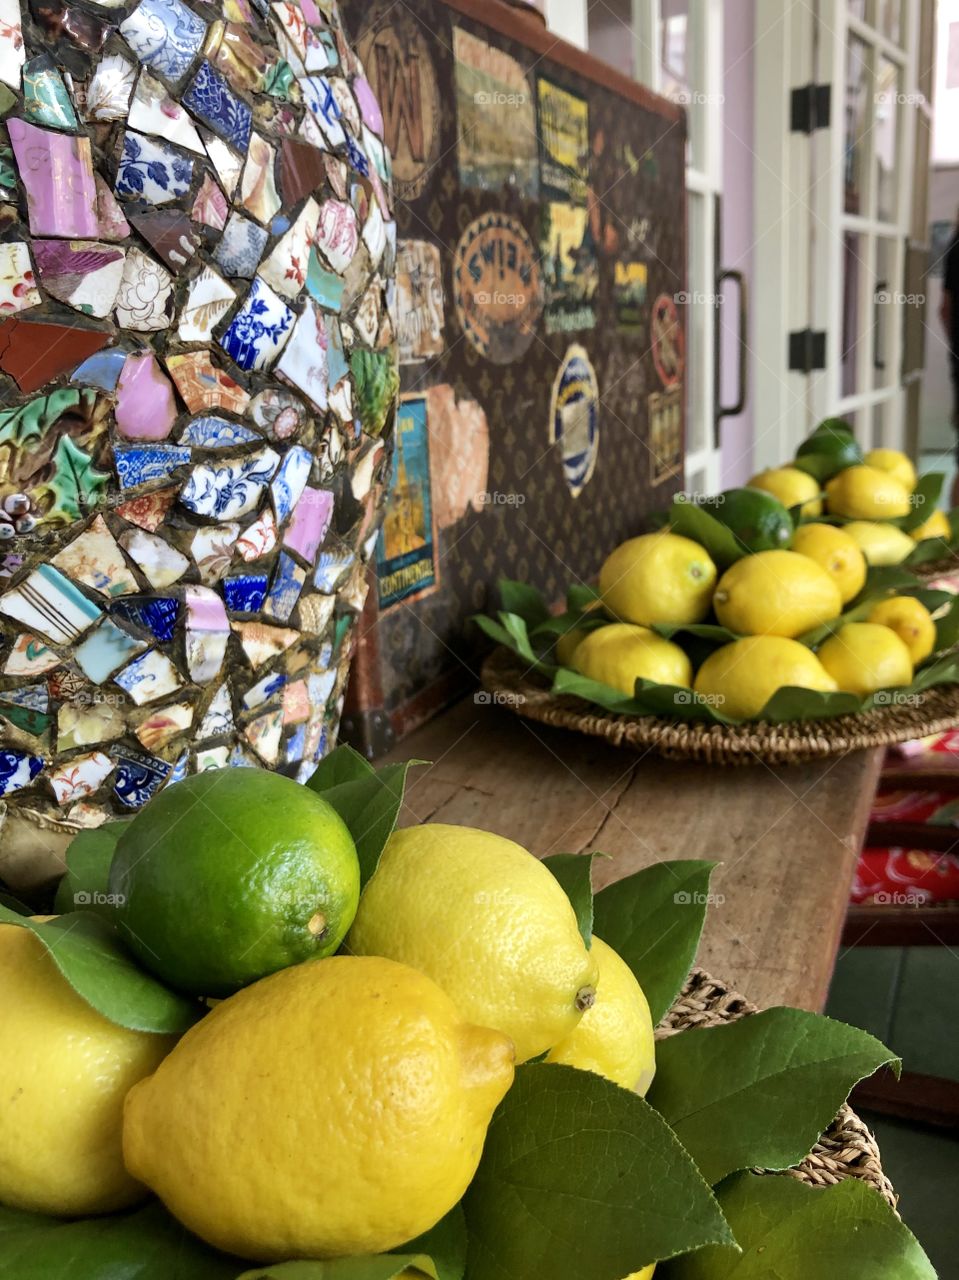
[719,0,756,486]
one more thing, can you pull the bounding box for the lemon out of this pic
[0,923,175,1216]
[600,532,716,626]
[864,448,917,492]
[693,637,838,720]
[910,508,951,543]
[546,936,656,1093]
[825,465,911,519]
[817,623,914,696]
[109,768,360,996]
[867,597,936,663]
[124,955,513,1261]
[348,825,599,1063]
[843,521,916,566]
[712,550,842,638]
[790,523,867,604]
[572,623,692,696]
[747,467,822,517]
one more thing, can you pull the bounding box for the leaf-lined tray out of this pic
[481,646,959,766]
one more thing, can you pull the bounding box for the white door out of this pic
[754,0,923,467]
[583,0,725,495]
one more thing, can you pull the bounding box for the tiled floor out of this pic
[826,946,959,1275]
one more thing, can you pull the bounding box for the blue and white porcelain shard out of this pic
[0,0,397,843]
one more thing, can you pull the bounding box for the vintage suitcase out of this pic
[338,0,688,756]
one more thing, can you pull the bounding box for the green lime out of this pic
[794,422,863,481]
[109,769,360,996]
[697,488,793,554]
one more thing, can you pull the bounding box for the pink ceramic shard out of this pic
[95,174,131,241]
[115,352,177,442]
[185,585,230,632]
[9,119,99,237]
[283,486,333,563]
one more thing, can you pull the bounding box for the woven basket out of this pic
[482,647,959,766]
[660,968,897,1208]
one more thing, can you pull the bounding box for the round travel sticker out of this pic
[550,344,600,498]
[452,213,543,364]
[651,292,685,389]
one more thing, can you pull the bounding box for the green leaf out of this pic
[499,613,551,669]
[900,472,945,533]
[652,623,741,645]
[463,1064,732,1280]
[308,742,376,790]
[755,685,862,722]
[53,821,131,917]
[935,596,959,653]
[238,1259,437,1280]
[669,498,744,568]
[592,861,717,1023]
[0,891,29,914]
[497,580,550,628]
[647,1008,899,1186]
[551,667,734,723]
[664,1172,936,1279]
[308,757,421,886]
[0,1199,239,1279]
[400,1206,467,1280]
[543,853,604,947]
[856,564,925,599]
[0,905,199,1034]
[905,535,953,566]
[39,434,111,522]
[567,583,601,612]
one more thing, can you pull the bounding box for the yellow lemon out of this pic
[825,465,911,519]
[817,623,914,697]
[867,597,936,664]
[693,636,838,720]
[572,623,692,695]
[843,521,916,566]
[0,923,176,1216]
[747,466,822,517]
[546,936,656,1094]
[600,532,717,626]
[910,508,951,543]
[790,523,867,604]
[348,825,599,1063]
[712,550,842,638]
[555,601,605,667]
[864,448,917,492]
[124,956,514,1261]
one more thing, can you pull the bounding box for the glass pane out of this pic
[844,37,871,215]
[586,0,635,81]
[848,0,869,21]
[873,235,896,390]
[842,232,864,397]
[659,0,689,101]
[877,0,902,44]
[875,56,899,222]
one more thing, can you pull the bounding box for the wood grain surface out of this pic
[386,700,883,1012]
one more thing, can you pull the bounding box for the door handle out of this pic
[716,268,748,446]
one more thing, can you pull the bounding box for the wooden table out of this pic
[386,700,884,1012]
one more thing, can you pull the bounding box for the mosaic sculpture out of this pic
[0,0,398,869]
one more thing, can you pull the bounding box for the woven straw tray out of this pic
[661,968,896,1208]
[481,647,959,766]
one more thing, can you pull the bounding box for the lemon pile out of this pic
[0,812,658,1271]
[562,424,955,720]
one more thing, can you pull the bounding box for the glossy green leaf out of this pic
[856,564,926,599]
[669,498,744,568]
[755,685,862,722]
[652,623,741,645]
[551,666,735,723]
[400,1206,467,1280]
[900,472,945,533]
[308,757,422,886]
[463,1064,732,1280]
[935,596,959,655]
[905,535,953,567]
[499,613,552,670]
[664,1172,935,1279]
[497,579,550,628]
[0,905,199,1034]
[593,861,717,1023]
[0,1200,238,1279]
[54,821,131,918]
[308,743,376,789]
[647,1008,899,1186]
[238,1259,436,1280]
[543,852,605,947]
[567,583,601,612]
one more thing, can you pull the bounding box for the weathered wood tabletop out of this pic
[386,699,884,1013]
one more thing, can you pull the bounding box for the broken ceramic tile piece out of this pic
[110,594,179,643]
[116,131,194,205]
[191,521,238,583]
[118,527,190,588]
[183,59,252,151]
[179,415,257,448]
[8,122,99,237]
[270,444,311,524]
[233,618,298,667]
[197,680,233,738]
[0,750,43,797]
[196,745,229,770]
[128,70,204,153]
[22,53,78,129]
[113,749,171,808]
[180,447,280,520]
[115,248,173,331]
[264,550,305,622]
[48,750,113,805]
[297,591,335,634]
[0,563,102,644]
[178,266,236,343]
[259,198,319,300]
[0,315,111,393]
[315,198,358,274]
[120,0,207,85]
[242,669,284,710]
[240,132,281,225]
[300,74,345,147]
[115,485,178,530]
[278,136,324,205]
[115,351,177,442]
[134,701,193,751]
[281,676,309,724]
[223,572,268,613]
[0,241,39,313]
[305,249,344,312]
[128,209,200,273]
[0,683,49,712]
[0,0,26,91]
[57,699,125,751]
[73,617,145,682]
[206,19,268,92]
[114,647,182,704]
[185,627,228,683]
[32,240,125,319]
[313,545,354,593]
[52,514,137,596]
[202,133,242,196]
[191,172,228,229]
[276,299,328,410]
[83,53,136,121]
[95,175,132,242]
[220,276,294,372]
[3,632,60,677]
[283,485,333,563]
[185,583,229,632]
[214,210,268,278]
[114,444,190,490]
[243,705,283,764]
[166,350,250,414]
[236,509,277,561]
